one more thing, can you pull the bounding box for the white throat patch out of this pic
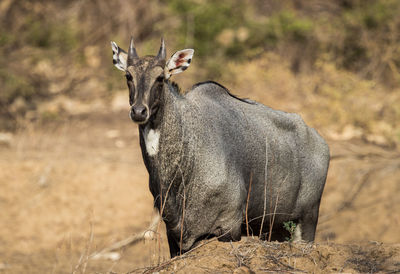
[144,127,160,156]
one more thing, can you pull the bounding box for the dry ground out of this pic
[0,111,399,273]
[149,240,400,273]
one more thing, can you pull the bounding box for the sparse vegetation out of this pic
[283,221,297,242]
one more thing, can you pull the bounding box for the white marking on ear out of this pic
[293,224,302,242]
[144,126,160,156]
[111,41,127,71]
[164,49,194,79]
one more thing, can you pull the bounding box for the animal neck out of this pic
[139,80,182,147]
[138,82,181,157]
[138,81,192,212]
[148,80,182,130]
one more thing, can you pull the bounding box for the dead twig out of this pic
[179,167,186,256]
[268,174,288,242]
[260,137,268,237]
[264,254,307,273]
[140,238,217,274]
[73,219,94,274]
[245,172,253,237]
[90,214,160,260]
[230,241,242,267]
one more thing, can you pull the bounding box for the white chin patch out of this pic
[144,126,160,156]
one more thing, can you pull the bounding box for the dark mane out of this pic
[191,81,255,104]
[166,80,182,94]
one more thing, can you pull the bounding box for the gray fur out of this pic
[140,81,329,257]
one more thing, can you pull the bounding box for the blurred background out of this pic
[0,0,399,273]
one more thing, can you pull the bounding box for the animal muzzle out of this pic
[130,105,148,123]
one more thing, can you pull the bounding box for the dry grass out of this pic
[0,114,168,273]
[245,172,252,237]
[156,239,400,273]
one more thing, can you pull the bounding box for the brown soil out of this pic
[1,111,399,273]
[149,240,400,274]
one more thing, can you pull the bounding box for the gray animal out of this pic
[111,37,330,258]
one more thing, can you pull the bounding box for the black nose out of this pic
[130,105,148,122]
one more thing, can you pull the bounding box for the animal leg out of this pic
[299,203,320,242]
[167,230,180,258]
[217,219,242,242]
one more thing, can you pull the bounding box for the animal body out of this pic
[111,37,330,258]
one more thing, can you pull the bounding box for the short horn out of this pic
[156,37,166,60]
[128,36,138,65]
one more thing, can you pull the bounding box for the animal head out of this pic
[111,37,194,124]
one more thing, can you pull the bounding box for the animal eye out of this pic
[156,75,164,82]
[125,73,133,81]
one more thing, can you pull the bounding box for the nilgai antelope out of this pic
[111,37,330,258]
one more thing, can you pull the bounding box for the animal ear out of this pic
[164,49,194,79]
[111,41,128,71]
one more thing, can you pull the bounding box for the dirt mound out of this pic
[140,239,400,274]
